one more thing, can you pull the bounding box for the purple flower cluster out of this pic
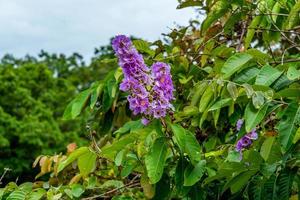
[112,35,174,125]
[236,129,258,153]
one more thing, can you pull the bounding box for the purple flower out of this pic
[236,119,244,131]
[112,35,174,124]
[141,118,150,125]
[112,35,133,55]
[236,136,252,152]
[235,128,259,159]
[246,129,258,140]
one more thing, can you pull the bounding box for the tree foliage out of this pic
[1,0,300,199]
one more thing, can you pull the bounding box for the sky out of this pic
[0,0,196,59]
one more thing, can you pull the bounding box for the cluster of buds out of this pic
[112,35,174,125]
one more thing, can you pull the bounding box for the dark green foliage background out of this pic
[0,47,117,181]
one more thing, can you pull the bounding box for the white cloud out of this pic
[0,0,196,59]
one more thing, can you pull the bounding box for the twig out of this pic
[160,118,177,157]
[246,27,300,35]
[237,21,247,51]
[0,168,11,185]
[249,13,289,17]
[82,181,140,200]
[266,43,277,64]
[270,58,300,64]
[129,174,140,184]
[193,31,224,61]
[280,45,300,65]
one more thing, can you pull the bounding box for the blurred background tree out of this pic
[0,42,117,182]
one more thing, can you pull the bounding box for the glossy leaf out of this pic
[277,103,300,149]
[252,91,265,109]
[260,137,276,161]
[145,137,168,184]
[285,0,300,29]
[208,98,232,111]
[57,147,89,173]
[255,65,282,86]
[221,53,252,79]
[63,89,91,120]
[287,65,300,80]
[227,82,238,101]
[245,16,262,49]
[199,84,214,112]
[78,150,97,177]
[184,160,206,186]
[171,124,201,165]
[244,103,268,132]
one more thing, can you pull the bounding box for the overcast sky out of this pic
[0,0,196,59]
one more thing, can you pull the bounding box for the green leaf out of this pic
[224,170,258,194]
[246,49,270,65]
[145,137,168,184]
[57,147,89,173]
[100,180,124,190]
[287,65,300,80]
[6,190,26,200]
[115,149,126,166]
[190,81,208,106]
[262,174,277,200]
[285,0,300,29]
[90,83,104,109]
[275,88,300,98]
[201,0,229,33]
[234,67,260,83]
[271,2,281,22]
[78,149,97,177]
[255,65,283,86]
[71,184,85,198]
[177,0,202,9]
[182,105,199,116]
[244,103,268,132]
[221,53,253,79]
[293,127,300,144]
[63,89,91,120]
[133,40,155,56]
[121,157,137,178]
[277,103,300,149]
[272,74,293,91]
[113,120,143,136]
[208,98,233,111]
[243,83,254,98]
[201,40,215,67]
[174,158,190,197]
[199,84,214,112]
[227,82,238,101]
[171,124,201,165]
[226,150,241,162]
[140,174,155,199]
[152,174,171,200]
[102,73,117,112]
[27,189,46,200]
[101,133,138,160]
[277,170,295,200]
[252,91,265,109]
[245,16,262,49]
[260,137,276,161]
[184,160,206,186]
